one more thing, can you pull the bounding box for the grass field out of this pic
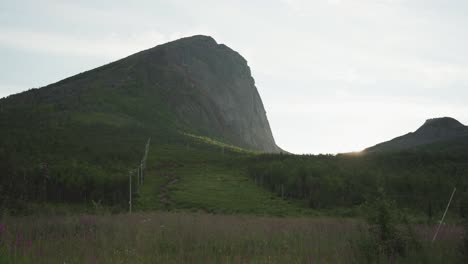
[0,212,463,263]
[134,143,312,216]
[137,161,312,216]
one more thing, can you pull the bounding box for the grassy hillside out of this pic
[135,144,310,216]
[0,109,312,217]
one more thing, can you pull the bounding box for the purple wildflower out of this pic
[0,223,4,246]
[26,239,32,250]
[16,233,23,248]
[38,246,43,257]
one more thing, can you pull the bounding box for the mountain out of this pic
[365,117,468,152]
[0,35,285,209]
[0,35,281,153]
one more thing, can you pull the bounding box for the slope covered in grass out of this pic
[136,144,310,216]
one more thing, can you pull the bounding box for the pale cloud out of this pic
[280,0,407,16]
[0,84,26,99]
[0,28,169,59]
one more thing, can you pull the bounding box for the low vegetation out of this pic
[0,212,464,263]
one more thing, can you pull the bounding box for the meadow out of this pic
[0,212,464,264]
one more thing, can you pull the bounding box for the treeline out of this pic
[247,150,468,218]
[0,158,129,212]
[0,109,150,213]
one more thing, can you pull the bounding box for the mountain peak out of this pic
[417,117,465,132]
[365,117,468,152]
[183,35,217,42]
[163,35,219,48]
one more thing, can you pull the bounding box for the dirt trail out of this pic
[158,173,179,208]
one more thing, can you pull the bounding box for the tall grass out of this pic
[0,212,463,263]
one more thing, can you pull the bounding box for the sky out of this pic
[1,0,468,154]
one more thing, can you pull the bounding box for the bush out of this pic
[357,188,420,263]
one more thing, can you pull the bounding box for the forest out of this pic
[248,149,468,219]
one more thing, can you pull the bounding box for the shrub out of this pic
[357,188,420,263]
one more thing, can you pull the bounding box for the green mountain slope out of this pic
[136,144,309,216]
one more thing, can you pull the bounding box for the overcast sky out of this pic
[1,0,468,154]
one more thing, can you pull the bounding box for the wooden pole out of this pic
[129,170,132,214]
[432,187,456,242]
[136,167,139,188]
[141,164,144,185]
[127,137,150,213]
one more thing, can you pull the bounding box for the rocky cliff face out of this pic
[136,35,280,152]
[365,117,468,152]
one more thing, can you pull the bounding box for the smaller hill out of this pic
[365,117,468,152]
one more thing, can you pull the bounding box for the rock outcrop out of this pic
[138,36,280,152]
